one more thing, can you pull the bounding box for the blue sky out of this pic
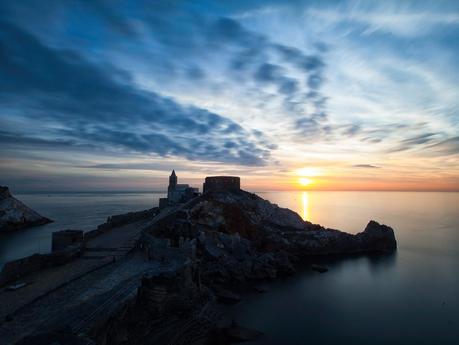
[0,0,458,191]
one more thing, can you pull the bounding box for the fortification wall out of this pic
[93,207,159,234]
[202,176,240,194]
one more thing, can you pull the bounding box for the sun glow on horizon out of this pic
[296,167,322,188]
[299,177,313,186]
[296,167,323,177]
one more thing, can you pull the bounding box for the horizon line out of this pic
[13,189,459,194]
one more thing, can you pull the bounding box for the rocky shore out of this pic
[0,186,52,232]
[3,189,396,345]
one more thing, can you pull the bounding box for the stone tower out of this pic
[203,176,240,194]
[168,170,177,193]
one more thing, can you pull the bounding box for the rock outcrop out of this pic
[144,189,396,286]
[0,186,52,232]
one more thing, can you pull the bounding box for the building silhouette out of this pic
[160,170,199,207]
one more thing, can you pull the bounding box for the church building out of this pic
[161,170,199,206]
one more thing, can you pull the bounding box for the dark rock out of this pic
[356,220,397,252]
[223,321,263,342]
[311,264,329,273]
[146,190,396,257]
[215,289,242,304]
[0,186,52,232]
[92,264,217,345]
[253,286,268,293]
[15,332,90,345]
[6,282,27,290]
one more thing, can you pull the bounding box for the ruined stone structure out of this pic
[203,176,240,194]
[51,229,84,252]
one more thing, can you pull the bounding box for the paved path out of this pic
[0,252,177,344]
[0,205,188,345]
[0,216,154,321]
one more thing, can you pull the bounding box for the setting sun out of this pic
[299,177,313,186]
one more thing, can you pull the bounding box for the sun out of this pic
[296,167,322,188]
[299,177,313,186]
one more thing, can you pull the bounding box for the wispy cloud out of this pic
[306,5,459,38]
[352,164,381,169]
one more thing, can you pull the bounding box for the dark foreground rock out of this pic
[16,332,89,345]
[0,186,52,232]
[221,321,263,343]
[214,289,242,304]
[311,264,329,273]
[92,266,217,345]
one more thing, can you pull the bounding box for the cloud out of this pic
[253,63,299,95]
[426,136,459,156]
[352,164,381,169]
[83,162,188,172]
[0,22,272,166]
[306,5,459,38]
[343,124,361,137]
[138,10,330,131]
[1,1,332,144]
[390,132,439,152]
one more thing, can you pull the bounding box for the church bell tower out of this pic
[168,170,177,192]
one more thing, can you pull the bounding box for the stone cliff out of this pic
[0,186,52,232]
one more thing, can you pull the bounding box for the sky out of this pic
[0,0,458,192]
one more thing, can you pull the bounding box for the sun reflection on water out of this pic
[301,191,309,221]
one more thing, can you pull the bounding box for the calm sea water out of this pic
[1,191,458,343]
[234,191,459,344]
[0,192,165,267]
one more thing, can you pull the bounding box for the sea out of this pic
[1,191,458,344]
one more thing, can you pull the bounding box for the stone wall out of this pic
[0,247,81,286]
[94,207,159,233]
[203,176,240,194]
[52,230,84,252]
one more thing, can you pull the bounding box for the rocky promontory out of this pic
[0,186,52,232]
[145,189,396,286]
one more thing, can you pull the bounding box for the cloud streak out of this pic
[352,164,381,169]
[0,21,272,166]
